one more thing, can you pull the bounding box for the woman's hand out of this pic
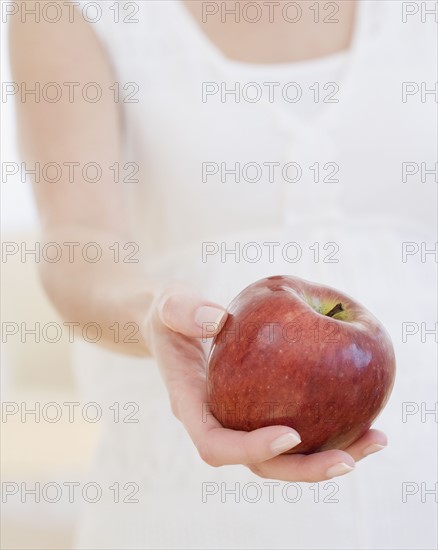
[144,284,388,482]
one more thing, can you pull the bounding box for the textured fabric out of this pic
[72,1,437,548]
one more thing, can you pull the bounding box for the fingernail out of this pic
[270,432,301,454]
[195,306,225,329]
[325,462,355,479]
[362,443,386,457]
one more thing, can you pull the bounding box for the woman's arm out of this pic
[9,2,155,355]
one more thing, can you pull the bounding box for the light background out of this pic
[1,21,96,549]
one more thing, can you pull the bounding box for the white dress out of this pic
[73,2,437,548]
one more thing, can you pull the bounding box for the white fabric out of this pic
[73,1,437,548]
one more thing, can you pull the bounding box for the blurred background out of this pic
[1,22,96,549]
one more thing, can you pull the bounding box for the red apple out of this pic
[207,275,396,454]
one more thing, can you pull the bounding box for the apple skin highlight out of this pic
[207,275,396,454]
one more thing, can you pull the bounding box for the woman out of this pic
[10,1,437,548]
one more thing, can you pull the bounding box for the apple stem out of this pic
[326,303,344,318]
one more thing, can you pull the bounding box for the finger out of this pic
[169,374,302,465]
[247,449,356,483]
[195,425,302,467]
[342,429,387,462]
[157,286,227,338]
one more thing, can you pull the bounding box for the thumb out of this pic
[157,287,227,338]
